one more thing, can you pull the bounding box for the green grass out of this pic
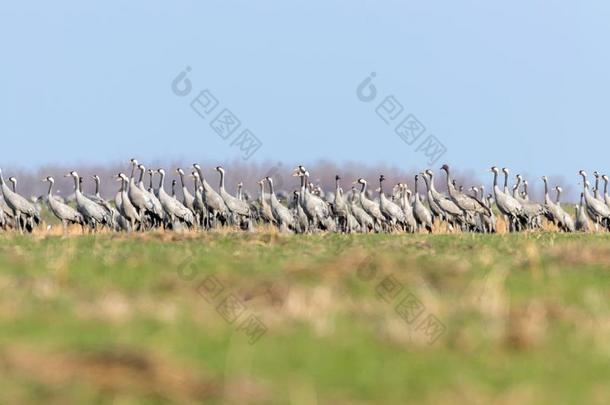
[0,232,609,404]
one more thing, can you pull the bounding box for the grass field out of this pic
[1,231,609,404]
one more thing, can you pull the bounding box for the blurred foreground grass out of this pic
[0,231,609,404]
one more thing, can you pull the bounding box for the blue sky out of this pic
[1,1,609,181]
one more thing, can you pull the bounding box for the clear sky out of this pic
[1,1,609,181]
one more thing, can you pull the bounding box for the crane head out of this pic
[138,164,146,171]
[130,158,138,165]
[502,167,509,174]
[176,168,185,175]
[379,174,386,182]
[440,164,449,172]
[490,166,498,173]
[335,174,340,181]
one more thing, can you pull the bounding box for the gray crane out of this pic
[378,174,406,231]
[293,191,310,234]
[294,167,331,230]
[265,176,294,232]
[578,170,610,229]
[333,175,349,232]
[575,192,590,232]
[601,175,610,208]
[91,174,118,228]
[413,174,433,233]
[193,164,228,228]
[66,171,110,231]
[355,178,385,230]
[177,168,196,214]
[396,184,417,233]
[156,169,194,229]
[422,170,464,230]
[0,169,40,233]
[554,186,575,232]
[127,159,156,226]
[349,186,374,233]
[191,171,208,228]
[578,170,610,230]
[43,176,84,234]
[513,174,545,229]
[593,171,602,201]
[116,173,141,231]
[257,179,276,225]
[441,165,491,225]
[490,166,525,232]
[541,176,566,230]
[216,166,251,229]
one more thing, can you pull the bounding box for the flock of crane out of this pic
[0,160,606,235]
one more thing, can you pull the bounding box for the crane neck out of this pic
[159,171,165,190]
[73,176,81,194]
[179,171,186,188]
[138,168,145,185]
[513,177,521,198]
[218,170,225,190]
